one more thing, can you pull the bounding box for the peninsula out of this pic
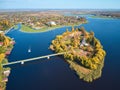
[49,27,106,82]
[0,11,87,33]
[20,14,87,33]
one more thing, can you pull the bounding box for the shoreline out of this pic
[67,59,104,82]
[19,23,84,34]
[0,34,15,90]
[91,15,120,20]
[20,25,67,34]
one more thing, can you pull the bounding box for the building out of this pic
[0,42,3,46]
[80,38,89,47]
[0,31,4,33]
[10,41,15,45]
[3,70,11,77]
[5,50,11,55]
[2,78,8,82]
[0,30,5,36]
[47,21,56,26]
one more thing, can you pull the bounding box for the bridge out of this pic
[2,52,65,66]
[5,26,14,34]
[5,27,14,34]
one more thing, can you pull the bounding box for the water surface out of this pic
[6,17,120,90]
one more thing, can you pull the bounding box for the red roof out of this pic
[10,41,15,45]
[5,51,11,55]
[0,42,3,45]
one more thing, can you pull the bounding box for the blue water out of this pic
[6,17,120,90]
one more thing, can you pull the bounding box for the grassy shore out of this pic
[20,22,84,33]
[21,25,65,33]
[91,15,115,19]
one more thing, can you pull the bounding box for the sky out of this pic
[0,0,120,9]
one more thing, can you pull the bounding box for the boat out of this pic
[28,47,31,53]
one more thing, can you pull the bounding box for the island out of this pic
[49,27,106,82]
[0,31,15,90]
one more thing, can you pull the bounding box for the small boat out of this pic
[28,47,31,53]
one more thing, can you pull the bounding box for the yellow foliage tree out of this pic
[0,53,5,63]
[3,37,10,47]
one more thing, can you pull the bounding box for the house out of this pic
[29,23,34,26]
[3,70,11,77]
[5,50,11,55]
[10,41,15,45]
[2,78,8,82]
[0,31,3,33]
[69,33,74,38]
[0,42,3,46]
[80,38,89,47]
[47,21,56,26]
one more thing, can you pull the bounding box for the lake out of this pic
[6,16,120,90]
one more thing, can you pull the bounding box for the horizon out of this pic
[0,0,120,9]
[0,8,120,13]
[0,8,120,11]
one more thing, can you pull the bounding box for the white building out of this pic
[47,21,56,26]
[80,38,89,47]
[0,30,4,33]
[3,70,11,77]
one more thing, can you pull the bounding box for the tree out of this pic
[0,53,5,63]
[86,46,94,52]
[90,31,94,37]
[66,28,69,33]
[75,28,79,31]
[72,26,74,32]
[80,27,88,37]
[0,19,12,31]
[3,37,10,47]
[0,47,6,54]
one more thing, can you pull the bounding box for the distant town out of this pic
[0,10,87,33]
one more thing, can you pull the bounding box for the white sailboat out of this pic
[28,46,31,53]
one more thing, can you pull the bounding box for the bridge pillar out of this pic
[47,56,50,59]
[21,61,24,64]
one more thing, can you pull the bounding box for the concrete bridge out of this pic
[2,52,65,66]
[5,26,15,34]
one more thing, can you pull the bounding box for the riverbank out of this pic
[91,15,117,19]
[20,22,85,33]
[20,24,65,33]
[4,25,15,34]
[0,33,15,90]
[67,59,104,82]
